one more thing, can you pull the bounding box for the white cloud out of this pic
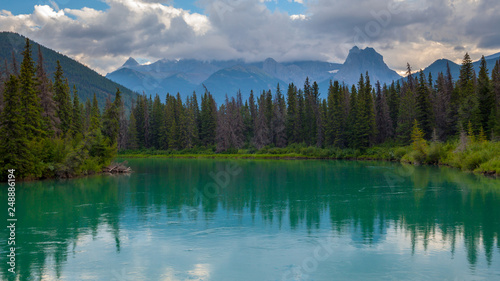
[0,0,499,75]
[290,14,306,21]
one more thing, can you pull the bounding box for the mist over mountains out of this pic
[106,46,402,103]
[108,46,500,105]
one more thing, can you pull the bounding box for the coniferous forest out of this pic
[1,39,499,180]
[121,54,500,175]
[0,39,121,180]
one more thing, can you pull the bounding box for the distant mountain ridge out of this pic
[0,32,139,111]
[106,46,402,103]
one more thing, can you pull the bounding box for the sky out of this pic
[1,0,500,76]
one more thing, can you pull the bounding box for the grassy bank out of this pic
[118,140,500,176]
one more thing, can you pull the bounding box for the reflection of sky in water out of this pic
[37,203,500,280]
[1,159,499,280]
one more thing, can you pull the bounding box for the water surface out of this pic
[1,159,499,280]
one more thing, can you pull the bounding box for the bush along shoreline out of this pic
[118,121,499,177]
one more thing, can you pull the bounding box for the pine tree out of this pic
[375,82,393,143]
[411,119,426,153]
[273,84,287,147]
[353,73,376,149]
[19,38,43,139]
[150,94,164,149]
[387,81,400,131]
[347,85,359,148]
[286,83,299,143]
[416,71,434,139]
[489,60,500,139]
[71,86,83,136]
[435,72,451,140]
[477,56,493,135]
[200,89,217,146]
[90,93,101,131]
[127,111,139,150]
[457,53,481,132]
[102,89,121,144]
[254,96,271,149]
[36,45,59,136]
[53,60,72,135]
[396,88,417,144]
[326,80,347,147]
[0,75,34,178]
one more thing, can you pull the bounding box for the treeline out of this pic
[124,54,500,152]
[0,39,124,180]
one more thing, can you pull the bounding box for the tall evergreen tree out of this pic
[90,93,101,131]
[272,84,287,147]
[326,80,347,147]
[127,111,139,150]
[457,53,481,132]
[286,83,300,143]
[254,96,271,149]
[396,88,417,144]
[416,71,434,139]
[477,56,493,135]
[489,60,500,139]
[200,89,217,146]
[0,76,35,178]
[19,38,43,138]
[53,60,72,135]
[375,82,393,144]
[36,45,59,136]
[71,86,83,136]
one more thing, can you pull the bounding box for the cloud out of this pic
[0,0,499,75]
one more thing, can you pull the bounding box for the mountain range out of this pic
[0,32,138,111]
[2,32,499,108]
[106,46,404,104]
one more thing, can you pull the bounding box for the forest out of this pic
[121,54,500,175]
[0,39,122,180]
[1,39,499,180]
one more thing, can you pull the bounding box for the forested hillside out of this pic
[0,39,124,180]
[0,32,138,112]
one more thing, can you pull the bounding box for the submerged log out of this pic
[103,161,132,174]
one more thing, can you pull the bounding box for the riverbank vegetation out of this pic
[119,54,499,176]
[1,39,499,179]
[0,39,122,180]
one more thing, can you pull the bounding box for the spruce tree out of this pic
[286,83,299,143]
[36,45,59,136]
[127,111,139,150]
[53,60,72,135]
[0,75,34,178]
[19,38,43,139]
[396,88,417,144]
[489,60,500,139]
[416,71,434,139]
[477,56,493,135]
[457,53,481,132]
[90,93,101,131]
[273,84,287,147]
[375,82,393,144]
[200,89,217,146]
[71,86,83,136]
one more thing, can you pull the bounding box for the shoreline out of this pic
[116,152,499,177]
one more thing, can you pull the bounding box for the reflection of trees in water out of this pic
[0,174,127,280]
[0,159,498,279]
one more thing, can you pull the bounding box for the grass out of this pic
[118,140,500,176]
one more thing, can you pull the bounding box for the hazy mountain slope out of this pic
[0,32,138,111]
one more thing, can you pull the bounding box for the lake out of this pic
[1,158,499,280]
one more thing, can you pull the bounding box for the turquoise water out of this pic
[1,159,499,280]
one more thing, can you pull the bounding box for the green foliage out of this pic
[0,42,118,180]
